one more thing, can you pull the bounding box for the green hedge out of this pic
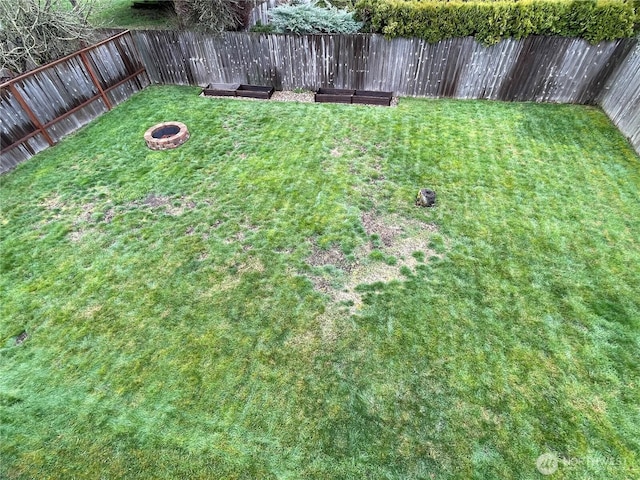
[355,0,638,44]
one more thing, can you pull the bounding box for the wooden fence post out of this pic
[8,84,54,147]
[80,51,112,110]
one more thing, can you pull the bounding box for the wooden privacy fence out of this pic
[0,30,149,173]
[131,31,636,105]
[1,30,639,172]
[599,42,640,154]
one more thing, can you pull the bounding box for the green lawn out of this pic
[88,0,178,29]
[1,86,639,479]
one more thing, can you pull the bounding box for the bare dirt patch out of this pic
[77,202,97,223]
[237,256,265,274]
[103,209,115,223]
[39,194,66,211]
[133,194,197,216]
[306,211,444,317]
[143,194,169,208]
[223,221,260,249]
[361,211,403,246]
[309,274,361,309]
[69,230,87,243]
[307,241,352,272]
[66,202,118,242]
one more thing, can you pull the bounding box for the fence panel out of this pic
[0,31,149,173]
[131,31,636,104]
[599,43,640,154]
[2,30,639,172]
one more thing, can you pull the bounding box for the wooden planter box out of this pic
[314,88,355,104]
[353,90,393,106]
[202,83,274,99]
[203,83,239,97]
[235,84,275,99]
[314,88,393,106]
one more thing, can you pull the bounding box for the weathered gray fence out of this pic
[2,30,638,173]
[131,31,636,104]
[0,31,149,173]
[599,42,640,154]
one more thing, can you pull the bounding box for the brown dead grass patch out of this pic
[237,256,265,274]
[361,211,403,246]
[68,230,87,243]
[103,208,115,223]
[132,194,197,216]
[285,307,353,352]
[81,304,103,319]
[309,274,362,313]
[39,194,66,211]
[143,194,169,208]
[223,221,260,249]
[306,241,352,271]
[306,211,444,317]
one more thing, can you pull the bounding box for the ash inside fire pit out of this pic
[144,122,189,150]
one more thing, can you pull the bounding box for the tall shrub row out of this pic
[355,0,638,44]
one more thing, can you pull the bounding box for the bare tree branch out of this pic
[172,0,255,32]
[0,0,96,74]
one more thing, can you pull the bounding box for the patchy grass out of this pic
[1,86,639,479]
[87,0,178,29]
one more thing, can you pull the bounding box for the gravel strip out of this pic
[272,91,314,102]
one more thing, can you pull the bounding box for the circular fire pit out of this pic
[144,121,189,150]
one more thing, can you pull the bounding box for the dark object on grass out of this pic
[416,189,436,207]
[15,330,28,345]
[314,88,393,106]
[202,84,274,99]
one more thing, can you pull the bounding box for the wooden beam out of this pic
[80,51,112,110]
[41,68,146,129]
[2,67,147,156]
[104,68,146,94]
[0,130,42,155]
[8,84,54,146]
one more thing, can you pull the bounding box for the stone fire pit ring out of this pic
[144,121,190,150]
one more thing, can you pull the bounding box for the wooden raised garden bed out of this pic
[202,83,274,99]
[353,90,393,106]
[203,83,239,97]
[315,88,355,104]
[314,88,393,106]
[235,84,275,99]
